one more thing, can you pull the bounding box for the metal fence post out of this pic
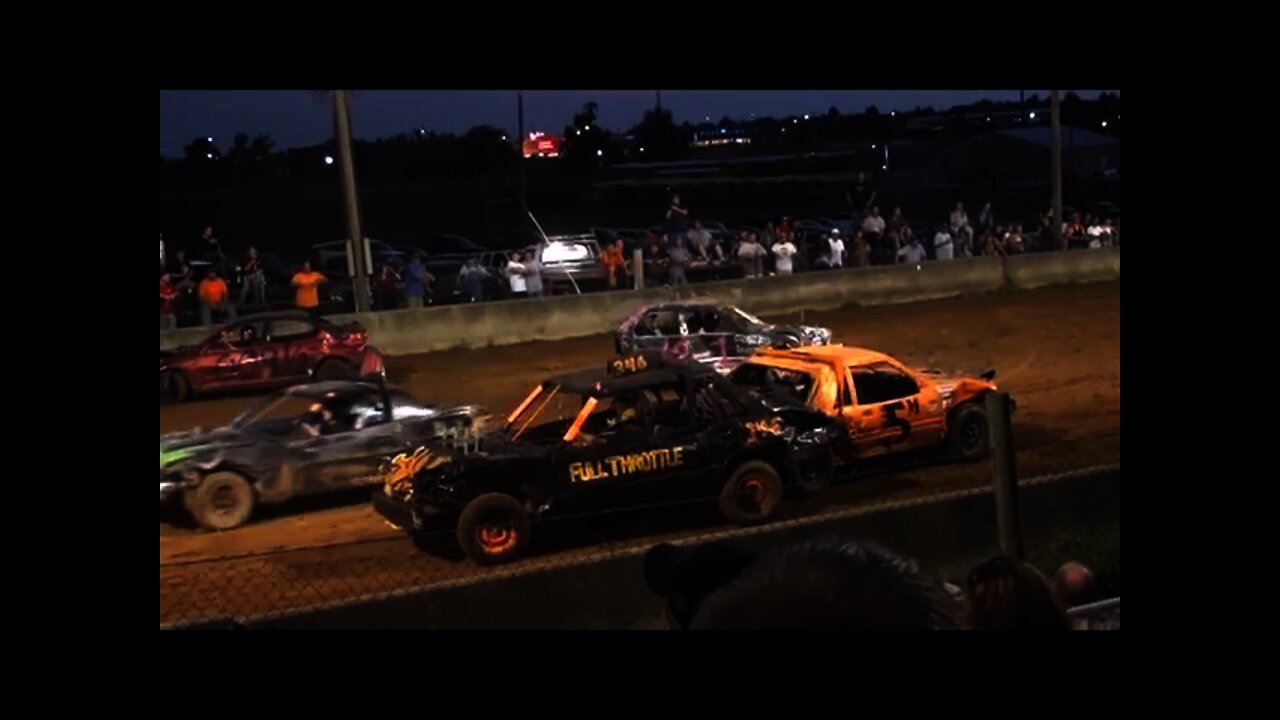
[633,249,644,290]
[986,391,1023,560]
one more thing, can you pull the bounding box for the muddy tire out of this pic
[719,461,784,526]
[457,493,531,566]
[184,471,255,531]
[161,371,192,403]
[948,403,990,461]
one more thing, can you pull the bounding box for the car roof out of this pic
[754,345,898,368]
[228,310,316,324]
[548,362,717,398]
[283,381,397,400]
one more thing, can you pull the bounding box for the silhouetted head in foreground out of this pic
[643,542,758,630]
[1052,561,1098,609]
[968,555,1070,630]
[680,537,966,630]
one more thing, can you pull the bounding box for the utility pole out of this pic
[517,92,528,222]
[332,90,370,313]
[1051,90,1064,251]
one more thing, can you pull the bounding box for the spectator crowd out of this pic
[161,178,1119,330]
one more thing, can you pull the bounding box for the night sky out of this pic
[159,90,1118,157]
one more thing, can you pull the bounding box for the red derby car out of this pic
[160,312,385,402]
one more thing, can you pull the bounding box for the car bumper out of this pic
[371,491,450,534]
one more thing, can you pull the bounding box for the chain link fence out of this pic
[161,431,1121,629]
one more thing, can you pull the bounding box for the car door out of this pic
[684,308,738,363]
[265,317,323,383]
[843,361,944,457]
[288,391,409,495]
[198,320,265,388]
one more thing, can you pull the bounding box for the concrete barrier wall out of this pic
[160,248,1119,355]
[243,467,1120,630]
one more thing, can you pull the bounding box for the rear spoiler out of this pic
[980,369,997,381]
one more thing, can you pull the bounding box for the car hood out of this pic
[160,427,250,470]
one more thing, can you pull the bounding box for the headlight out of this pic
[743,334,770,347]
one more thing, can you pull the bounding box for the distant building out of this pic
[939,126,1120,186]
[523,132,563,158]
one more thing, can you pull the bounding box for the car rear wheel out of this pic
[184,471,256,531]
[160,371,192,403]
[457,493,531,566]
[948,403,990,460]
[719,461,784,525]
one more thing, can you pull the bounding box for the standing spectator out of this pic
[239,246,266,309]
[759,222,777,256]
[458,257,487,302]
[667,240,691,286]
[861,206,886,237]
[887,207,908,241]
[524,252,545,298]
[291,261,327,314]
[665,193,690,244]
[645,231,668,286]
[980,228,1001,257]
[898,234,928,265]
[852,230,871,268]
[737,233,765,278]
[1064,213,1087,249]
[772,234,798,276]
[827,231,846,269]
[198,268,234,327]
[884,208,907,263]
[689,221,716,262]
[602,240,628,289]
[404,253,435,307]
[968,556,1070,631]
[845,172,877,227]
[167,249,192,284]
[977,202,995,235]
[506,250,529,298]
[949,203,973,253]
[160,273,179,331]
[1006,225,1026,254]
[933,226,955,261]
[201,225,229,279]
[373,263,402,310]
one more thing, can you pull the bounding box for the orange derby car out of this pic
[728,345,1010,462]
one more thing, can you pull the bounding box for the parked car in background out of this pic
[311,239,406,276]
[530,235,605,293]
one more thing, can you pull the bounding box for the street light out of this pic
[325,155,334,165]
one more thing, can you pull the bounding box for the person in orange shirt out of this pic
[197,269,235,327]
[292,261,328,314]
[601,239,629,289]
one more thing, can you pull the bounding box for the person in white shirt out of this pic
[827,231,846,268]
[861,206,886,236]
[949,203,972,251]
[506,251,528,297]
[934,227,954,261]
[898,236,928,265]
[738,233,764,278]
[772,237,798,275]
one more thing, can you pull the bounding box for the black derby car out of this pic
[372,355,841,565]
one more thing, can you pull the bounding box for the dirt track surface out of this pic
[159,281,1120,625]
